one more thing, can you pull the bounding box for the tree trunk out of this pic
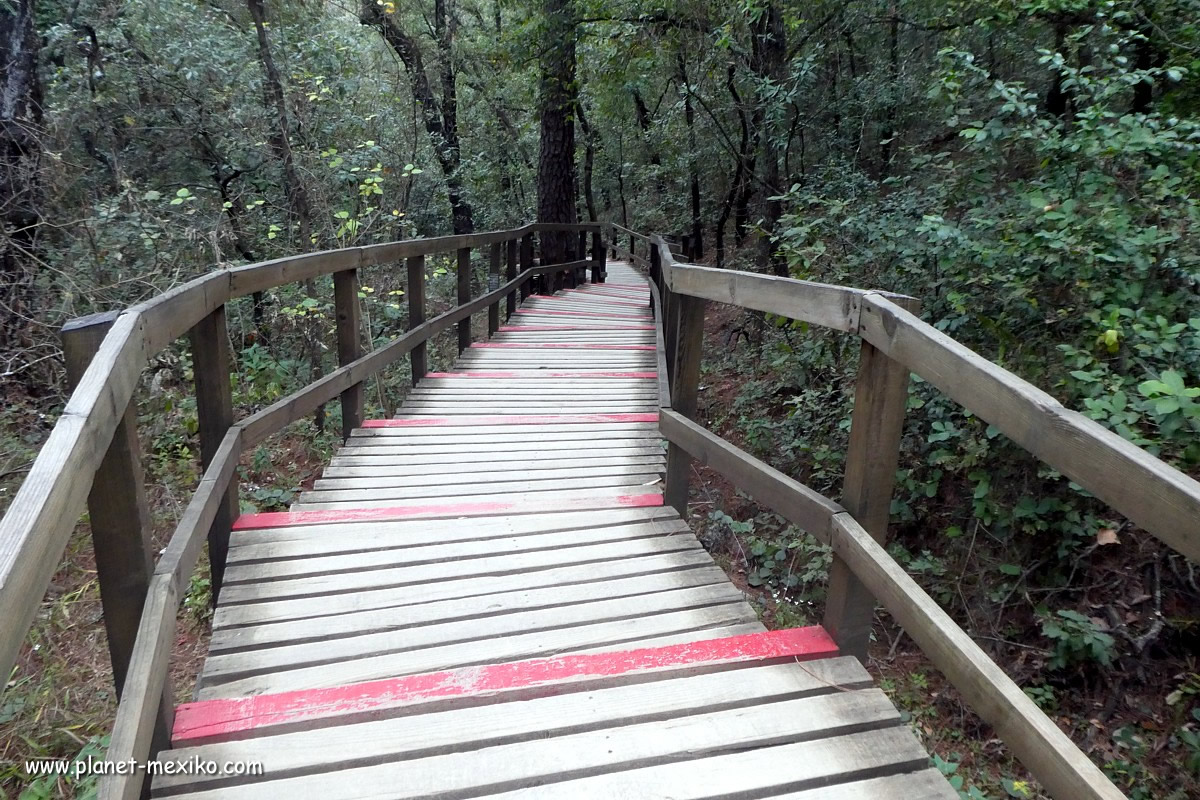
[752,2,787,276]
[248,0,324,430]
[577,102,598,222]
[360,1,474,234]
[536,0,577,264]
[0,0,43,368]
[677,50,703,259]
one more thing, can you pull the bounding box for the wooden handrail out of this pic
[0,222,604,700]
[658,409,1125,800]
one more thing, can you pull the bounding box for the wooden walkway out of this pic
[148,262,953,799]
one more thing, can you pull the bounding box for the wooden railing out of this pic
[641,233,1200,800]
[0,221,605,800]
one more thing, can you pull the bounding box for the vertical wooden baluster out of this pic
[520,233,534,299]
[333,268,363,440]
[457,246,472,352]
[407,254,427,385]
[823,296,919,662]
[505,237,518,318]
[61,312,173,756]
[488,242,502,336]
[188,304,238,603]
[577,231,588,285]
[664,293,705,516]
[591,230,605,283]
[629,233,635,261]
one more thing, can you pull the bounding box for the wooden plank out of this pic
[861,295,1200,564]
[226,507,681,560]
[770,770,958,799]
[211,565,728,653]
[172,638,852,750]
[312,466,662,492]
[648,278,672,409]
[188,305,238,599]
[297,473,660,504]
[825,312,916,661]
[223,517,685,585]
[216,534,701,606]
[200,584,748,684]
[395,403,656,415]
[406,254,427,384]
[328,447,666,467]
[0,310,145,683]
[344,430,660,446]
[198,602,759,698]
[422,370,656,378]
[174,635,853,748]
[475,727,931,800]
[659,409,843,538]
[162,668,874,795]
[334,439,662,456]
[828,512,1126,800]
[320,456,665,478]
[212,550,719,630]
[354,421,658,436]
[156,696,906,800]
[287,486,662,512]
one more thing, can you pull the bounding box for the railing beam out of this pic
[333,267,364,440]
[407,254,427,385]
[823,299,918,662]
[188,305,238,602]
[520,234,534,299]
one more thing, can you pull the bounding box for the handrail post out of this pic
[505,237,518,318]
[520,234,534,299]
[664,293,705,516]
[407,254,427,384]
[823,296,920,662]
[188,305,238,601]
[457,246,472,352]
[488,242,502,336]
[591,229,605,283]
[61,314,168,728]
[333,267,364,439]
[577,230,588,285]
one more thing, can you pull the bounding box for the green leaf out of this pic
[998,563,1022,576]
[143,190,162,201]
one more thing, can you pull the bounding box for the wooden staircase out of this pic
[146,262,954,799]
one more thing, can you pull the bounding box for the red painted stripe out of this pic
[515,309,649,320]
[233,493,662,530]
[498,325,655,331]
[471,343,655,351]
[171,627,837,745]
[423,371,657,379]
[364,413,659,427]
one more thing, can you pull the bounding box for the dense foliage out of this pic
[1,0,1199,797]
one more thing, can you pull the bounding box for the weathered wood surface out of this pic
[824,302,918,661]
[332,267,364,439]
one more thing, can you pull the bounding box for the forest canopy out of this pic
[1,0,1199,797]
